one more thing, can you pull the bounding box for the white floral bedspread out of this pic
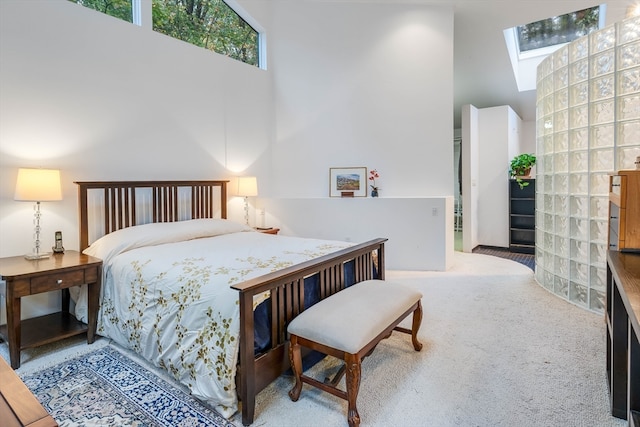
[74,219,351,417]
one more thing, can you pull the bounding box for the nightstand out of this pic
[0,251,102,369]
[256,227,280,235]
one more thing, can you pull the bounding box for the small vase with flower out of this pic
[369,169,380,197]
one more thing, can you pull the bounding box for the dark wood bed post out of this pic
[221,181,227,219]
[238,291,256,425]
[78,183,90,251]
[378,243,385,280]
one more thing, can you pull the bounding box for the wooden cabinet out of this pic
[0,251,102,369]
[609,170,640,252]
[509,179,535,254]
[606,251,640,424]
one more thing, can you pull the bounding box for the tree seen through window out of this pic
[152,0,259,67]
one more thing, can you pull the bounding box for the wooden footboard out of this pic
[231,238,387,426]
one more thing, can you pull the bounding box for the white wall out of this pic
[262,197,453,271]
[264,1,454,270]
[521,119,537,177]
[461,104,479,252]
[269,2,454,198]
[477,105,522,248]
[263,2,455,271]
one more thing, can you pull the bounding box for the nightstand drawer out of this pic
[31,269,85,293]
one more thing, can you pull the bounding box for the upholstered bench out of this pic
[287,279,423,427]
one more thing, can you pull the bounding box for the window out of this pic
[517,6,602,53]
[69,0,261,67]
[152,0,259,67]
[70,0,133,23]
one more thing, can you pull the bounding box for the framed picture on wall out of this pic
[329,167,367,197]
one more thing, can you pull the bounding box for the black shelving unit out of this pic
[509,178,535,254]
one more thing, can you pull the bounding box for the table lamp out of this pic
[14,168,63,259]
[237,176,258,226]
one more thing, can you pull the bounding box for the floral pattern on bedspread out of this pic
[86,232,351,418]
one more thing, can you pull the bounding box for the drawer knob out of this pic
[57,279,63,284]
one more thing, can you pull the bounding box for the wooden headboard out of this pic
[75,180,228,251]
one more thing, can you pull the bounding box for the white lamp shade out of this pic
[237,176,258,197]
[14,168,63,201]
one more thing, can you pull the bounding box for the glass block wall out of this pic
[535,15,640,312]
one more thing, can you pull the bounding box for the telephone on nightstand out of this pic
[52,231,65,253]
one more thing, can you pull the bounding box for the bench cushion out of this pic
[287,280,422,354]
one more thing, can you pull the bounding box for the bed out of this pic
[74,180,386,425]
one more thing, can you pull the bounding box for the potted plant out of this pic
[510,153,536,189]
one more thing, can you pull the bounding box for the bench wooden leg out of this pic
[288,335,303,402]
[412,300,423,351]
[345,353,362,427]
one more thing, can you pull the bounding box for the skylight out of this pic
[503,5,606,91]
[517,6,601,54]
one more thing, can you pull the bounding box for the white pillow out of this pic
[83,218,252,263]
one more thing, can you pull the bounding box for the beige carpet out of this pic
[238,252,624,427]
[0,252,624,427]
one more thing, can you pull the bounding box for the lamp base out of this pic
[24,251,52,260]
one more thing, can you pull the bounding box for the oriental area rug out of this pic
[19,346,234,427]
